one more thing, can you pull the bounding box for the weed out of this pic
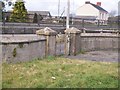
[46,56,56,61]
[12,48,17,57]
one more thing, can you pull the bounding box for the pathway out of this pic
[66,50,119,62]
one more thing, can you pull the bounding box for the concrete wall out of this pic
[1,35,46,63]
[65,29,119,55]
[81,33,119,51]
[1,31,119,63]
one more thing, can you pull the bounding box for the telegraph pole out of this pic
[66,0,70,29]
[58,0,60,18]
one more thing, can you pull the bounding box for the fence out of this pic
[1,22,66,34]
[1,18,118,34]
[1,27,119,63]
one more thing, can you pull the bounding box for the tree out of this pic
[0,1,5,10]
[10,0,28,22]
[0,0,13,22]
[109,10,116,17]
[0,1,5,22]
[1,0,13,11]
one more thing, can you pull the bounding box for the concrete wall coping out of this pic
[65,27,82,34]
[1,34,46,44]
[1,39,46,44]
[81,33,119,38]
[36,27,58,36]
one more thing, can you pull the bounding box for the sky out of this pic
[3,0,120,16]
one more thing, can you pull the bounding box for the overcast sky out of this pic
[4,0,120,16]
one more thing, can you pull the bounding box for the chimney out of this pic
[85,1,90,4]
[96,2,101,6]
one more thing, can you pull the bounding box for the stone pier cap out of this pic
[36,27,57,36]
[65,27,81,34]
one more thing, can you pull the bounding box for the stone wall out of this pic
[1,35,46,63]
[1,27,119,63]
[64,28,119,55]
[1,27,57,63]
[81,33,119,51]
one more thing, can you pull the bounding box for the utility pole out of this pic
[66,0,70,29]
[58,0,60,18]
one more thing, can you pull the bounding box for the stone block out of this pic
[36,27,57,36]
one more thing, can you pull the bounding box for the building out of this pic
[3,11,51,23]
[28,11,51,19]
[27,11,51,23]
[76,1,109,25]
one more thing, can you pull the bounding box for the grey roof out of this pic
[28,11,51,16]
[74,16,97,20]
[90,3,108,13]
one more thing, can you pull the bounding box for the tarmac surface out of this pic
[66,50,119,62]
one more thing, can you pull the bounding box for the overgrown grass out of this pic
[0,65,2,89]
[2,57,119,88]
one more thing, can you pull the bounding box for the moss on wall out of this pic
[12,48,17,57]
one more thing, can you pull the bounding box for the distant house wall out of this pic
[76,4,99,17]
[98,11,109,20]
[76,2,109,24]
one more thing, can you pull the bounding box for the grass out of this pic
[0,65,2,89]
[2,57,119,88]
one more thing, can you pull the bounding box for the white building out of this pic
[76,1,109,25]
